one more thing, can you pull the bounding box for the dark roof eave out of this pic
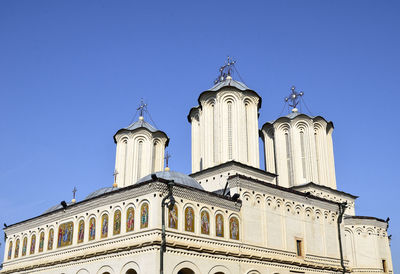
[344,216,387,223]
[261,114,334,130]
[197,87,262,109]
[291,182,358,199]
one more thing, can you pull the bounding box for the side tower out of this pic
[113,107,169,187]
[260,87,336,189]
[188,59,261,173]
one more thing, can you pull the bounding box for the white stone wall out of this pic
[189,88,260,173]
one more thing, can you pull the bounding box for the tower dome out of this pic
[113,112,169,188]
[188,59,261,173]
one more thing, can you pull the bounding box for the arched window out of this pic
[78,220,85,243]
[114,209,121,235]
[21,237,27,256]
[7,241,12,260]
[126,269,137,274]
[30,234,36,254]
[229,217,239,240]
[47,229,54,250]
[14,239,20,258]
[168,204,178,229]
[245,102,250,162]
[285,132,293,186]
[101,214,109,238]
[126,207,135,232]
[89,217,96,241]
[137,140,143,179]
[200,210,210,235]
[227,101,233,160]
[300,131,306,178]
[39,232,45,252]
[178,268,195,274]
[185,207,195,232]
[215,214,224,237]
[140,203,149,228]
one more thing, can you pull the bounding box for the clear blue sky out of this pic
[0,0,399,269]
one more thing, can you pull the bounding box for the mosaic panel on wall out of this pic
[57,222,73,248]
[126,207,135,232]
[140,203,149,228]
[22,237,27,256]
[201,210,210,235]
[7,241,12,260]
[230,217,239,240]
[185,207,195,232]
[39,232,45,253]
[89,217,96,241]
[30,234,36,254]
[101,214,108,238]
[14,239,20,258]
[216,214,224,237]
[114,209,121,235]
[168,205,178,229]
[48,229,54,250]
[78,220,85,243]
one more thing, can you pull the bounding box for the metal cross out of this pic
[113,170,118,183]
[214,56,236,84]
[164,151,171,167]
[137,99,147,117]
[72,187,77,200]
[284,86,304,109]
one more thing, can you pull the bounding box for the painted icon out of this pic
[114,210,121,235]
[168,205,178,229]
[216,214,224,237]
[185,207,194,232]
[201,211,210,235]
[126,207,135,232]
[140,203,149,229]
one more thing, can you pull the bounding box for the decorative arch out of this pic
[78,219,85,243]
[168,204,178,229]
[113,209,122,235]
[140,201,149,229]
[76,269,90,274]
[184,205,195,232]
[247,270,261,274]
[126,206,135,232]
[97,265,115,274]
[208,265,231,274]
[215,212,224,237]
[172,261,201,274]
[120,261,140,274]
[200,208,210,235]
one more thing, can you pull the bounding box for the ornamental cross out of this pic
[72,187,77,200]
[214,56,236,84]
[285,86,304,109]
[137,99,147,117]
[164,151,171,167]
[113,170,118,183]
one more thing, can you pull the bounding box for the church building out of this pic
[0,60,393,274]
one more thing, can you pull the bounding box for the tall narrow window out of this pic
[227,102,233,160]
[212,104,217,163]
[245,103,250,162]
[285,132,293,186]
[314,131,321,183]
[151,141,156,172]
[382,259,387,273]
[122,140,128,185]
[296,239,303,256]
[300,131,306,179]
[137,141,143,179]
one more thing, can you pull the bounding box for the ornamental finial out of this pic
[164,151,171,171]
[71,187,77,203]
[137,99,147,119]
[284,86,304,112]
[214,56,237,85]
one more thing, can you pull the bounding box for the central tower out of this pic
[188,59,261,173]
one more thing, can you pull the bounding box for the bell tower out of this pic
[188,58,261,173]
[113,102,169,187]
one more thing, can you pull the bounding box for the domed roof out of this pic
[85,187,118,199]
[209,77,250,91]
[137,170,204,190]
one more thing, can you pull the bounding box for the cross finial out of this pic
[214,56,237,84]
[284,85,304,111]
[71,187,77,203]
[113,170,118,188]
[137,99,147,117]
[164,151,171,171]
